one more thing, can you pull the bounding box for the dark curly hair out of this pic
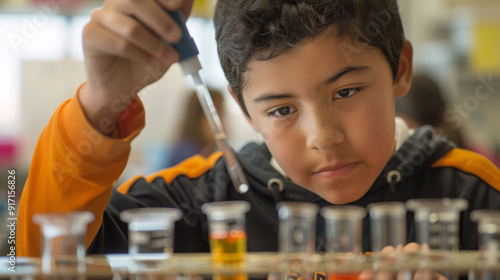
[214,0,405,116]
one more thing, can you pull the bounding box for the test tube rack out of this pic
[3,250,499,279]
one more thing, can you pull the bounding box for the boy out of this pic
[18,0,500,260]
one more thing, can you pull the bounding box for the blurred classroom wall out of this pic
[400,0,500,163]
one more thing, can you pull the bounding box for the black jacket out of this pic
[88,126,500,254]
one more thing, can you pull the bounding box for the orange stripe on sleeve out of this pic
[432,148,500,192]
[117,151,223,194]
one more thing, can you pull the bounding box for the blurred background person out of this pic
[165,88,225,167]
[396,72,500,166]
[396,72,466,148]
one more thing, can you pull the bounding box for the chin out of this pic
[319,187,370,205]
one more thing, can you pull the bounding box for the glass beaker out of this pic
[321,205,366,280]
[202,201,251,280]
[120,207,182,272]
[406,198,468,280]
[471,209,500,280]
[276,201,318,279]
[368,202,407,280]
[33,211,94,275]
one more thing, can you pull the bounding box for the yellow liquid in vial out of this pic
[210,230,247,280]
[210,230,247,263]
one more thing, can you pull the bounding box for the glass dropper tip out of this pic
[238,184,249,194]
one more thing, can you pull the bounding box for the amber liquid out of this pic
[210,230,247,280]
[328,273,358,280]
[327,253,359,280]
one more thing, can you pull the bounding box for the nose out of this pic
[305,111,344,151]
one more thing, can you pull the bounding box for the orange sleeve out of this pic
[16,83,145,257]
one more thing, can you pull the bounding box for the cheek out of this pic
[257,122,304,172]
[246,105,303,170]
[352,94,396,163]
[260,124,296,155]
[252,115,295,143]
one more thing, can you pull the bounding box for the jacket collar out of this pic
[236,123,455,206]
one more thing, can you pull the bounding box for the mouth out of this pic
[313,162,359,180]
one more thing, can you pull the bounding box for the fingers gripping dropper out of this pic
[167,11,249,194]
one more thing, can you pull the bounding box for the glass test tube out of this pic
[276,201,319,279]
[321,205,366,280]
[471,209,500,280]
[33,211,94,275]
[368,202,407,280]
[406,198,468,280]
[120,207,182,272]
[202,201,251,280]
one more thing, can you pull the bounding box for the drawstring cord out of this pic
[386,170,401,192]
[267,178,284,204]
[266,171,400,204]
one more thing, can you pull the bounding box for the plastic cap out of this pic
[201,201,250,220]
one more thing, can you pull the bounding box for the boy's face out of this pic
[235,30,412,204]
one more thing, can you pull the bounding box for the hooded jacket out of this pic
[17,91,500,258]
[90,125,500,255]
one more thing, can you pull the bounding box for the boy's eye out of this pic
[334,87,361,99]
[266,106,297,118]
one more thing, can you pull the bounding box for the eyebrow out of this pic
[318,66,371,90]
[253,66,371,103]
[253,93,295,103]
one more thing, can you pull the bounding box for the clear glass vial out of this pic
[202,201,251,280]
[368,202,407,280]
[33,211,94,275]
[406,198,468,280]
[120,207,182,272]
[471,209,500,280]
[321,205,366,280]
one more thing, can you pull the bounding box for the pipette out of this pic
[166,11,249,194]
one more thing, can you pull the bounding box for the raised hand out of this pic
[79,0,194,135]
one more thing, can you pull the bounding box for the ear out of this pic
[394,40,413,98]
[227,85,258,131]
